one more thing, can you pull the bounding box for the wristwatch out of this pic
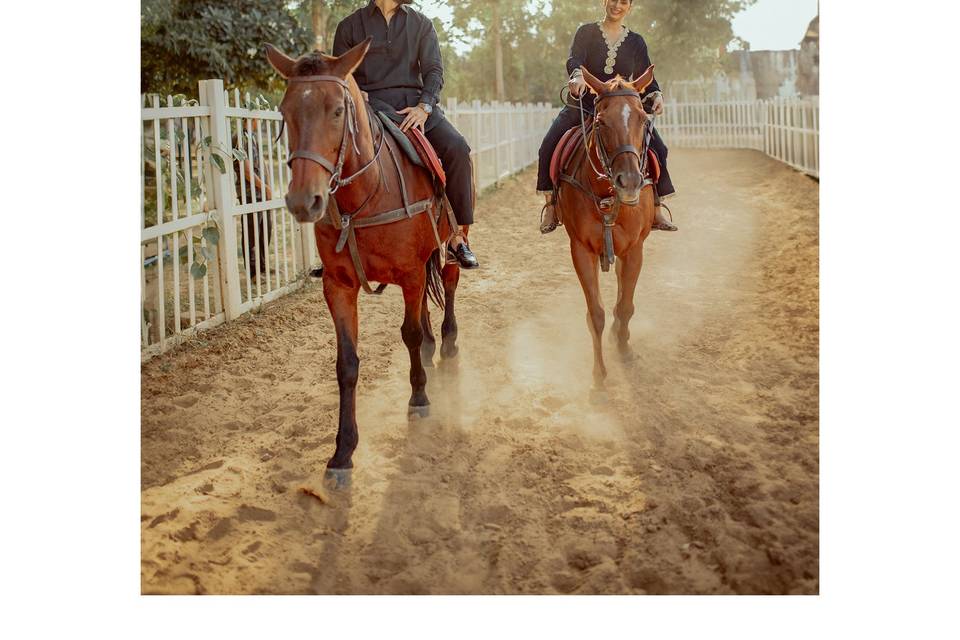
[418,102,433,115]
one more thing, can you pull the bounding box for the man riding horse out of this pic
[333,0,480,270]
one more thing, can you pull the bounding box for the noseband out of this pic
[283,74,383,194]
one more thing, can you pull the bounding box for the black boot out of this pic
[448,239,479,269]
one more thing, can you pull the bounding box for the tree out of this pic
[450,0,533,102]
[141,0,314,95]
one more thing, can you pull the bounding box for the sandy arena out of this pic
[141,149,819,594]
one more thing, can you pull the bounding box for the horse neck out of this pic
[334,79,382,213]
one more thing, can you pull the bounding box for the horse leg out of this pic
[323,279,361,477]
[571,240,607,385]
[420,289,436,367]
[440,263,460,359]
[613,243,644,360]
[402,281,430,416]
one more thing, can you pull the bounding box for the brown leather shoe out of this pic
[652,204,677,231]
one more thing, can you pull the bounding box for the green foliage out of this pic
[441,0,755,104]
[141,0,314,95]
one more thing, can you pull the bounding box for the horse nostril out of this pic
[311,195,325,213]
[615,174,627,189]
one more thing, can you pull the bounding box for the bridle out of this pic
[282,74,384,195]
[583,88,652,182]
[559,85,659,272]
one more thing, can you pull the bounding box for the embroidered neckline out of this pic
[597,22,628,75]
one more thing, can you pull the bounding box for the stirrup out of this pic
[540,202,560,234]
[652,203,677,232]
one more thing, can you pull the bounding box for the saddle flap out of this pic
[549,123,585,186]
[376,111,426,170]
[405,126,446,187]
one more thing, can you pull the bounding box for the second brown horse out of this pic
[556,66,659,387]
[266,39,462,484]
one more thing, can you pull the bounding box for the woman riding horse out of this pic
[537,0,677,234]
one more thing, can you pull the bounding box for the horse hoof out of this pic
[589,387,609,404]
[408,404,430,418]
[323,467,352,490]
[618,348,638,363]
[440,343,459,359]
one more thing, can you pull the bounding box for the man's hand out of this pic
[650,92,665,116]
[398,105,429,132]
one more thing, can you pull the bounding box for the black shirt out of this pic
[566,23,660,109]
[333,0,444,121]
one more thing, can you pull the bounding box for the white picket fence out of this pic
[657,96,819,178]
[141,79,555,359]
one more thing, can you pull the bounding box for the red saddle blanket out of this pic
[549,123,660,190]
[405,127,446,187]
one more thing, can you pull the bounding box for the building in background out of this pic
[665,13,819,102]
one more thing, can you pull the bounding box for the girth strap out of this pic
[324,196,437,294]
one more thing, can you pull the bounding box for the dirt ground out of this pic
[141,149,819,595]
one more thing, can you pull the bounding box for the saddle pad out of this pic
[405,126,446,187]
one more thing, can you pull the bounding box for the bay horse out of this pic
[555,66,659,387]
[265,38,462,485]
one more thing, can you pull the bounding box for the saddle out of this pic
[549,122,660,192]
[376,112,446,186]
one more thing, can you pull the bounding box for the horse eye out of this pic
[334,107,344,117]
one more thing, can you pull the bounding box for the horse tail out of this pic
[425,249,445,308]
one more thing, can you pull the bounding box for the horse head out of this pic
[266,38,372,223]
[581,64,655,205]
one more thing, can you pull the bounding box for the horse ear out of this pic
[331,36,373,78]
[264,43,296,79]
[580,66,607,95]
[630,64,655,93]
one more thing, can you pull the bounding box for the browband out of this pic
[596,89,642,101]
[286,74,350,88]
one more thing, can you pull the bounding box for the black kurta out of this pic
[333,0,444,129]
[537,23,674,197]
[332,0,475,225]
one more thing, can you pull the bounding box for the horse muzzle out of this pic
[285,189,328,224]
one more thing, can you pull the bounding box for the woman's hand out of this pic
[398,105,429,132]
[650,92,664,115]
[568,74,587,98]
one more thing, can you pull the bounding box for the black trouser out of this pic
[424,117,475,225]
[536,106,675,198]
[369,90,475,226]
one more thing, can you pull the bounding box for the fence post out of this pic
[199,79,242,321]
[493,101,502,185]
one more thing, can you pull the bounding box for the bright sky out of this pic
[731,0,819,51]
[417,0,819,53]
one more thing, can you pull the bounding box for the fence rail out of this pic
[657,96,819,178]
[141,80,554,359]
